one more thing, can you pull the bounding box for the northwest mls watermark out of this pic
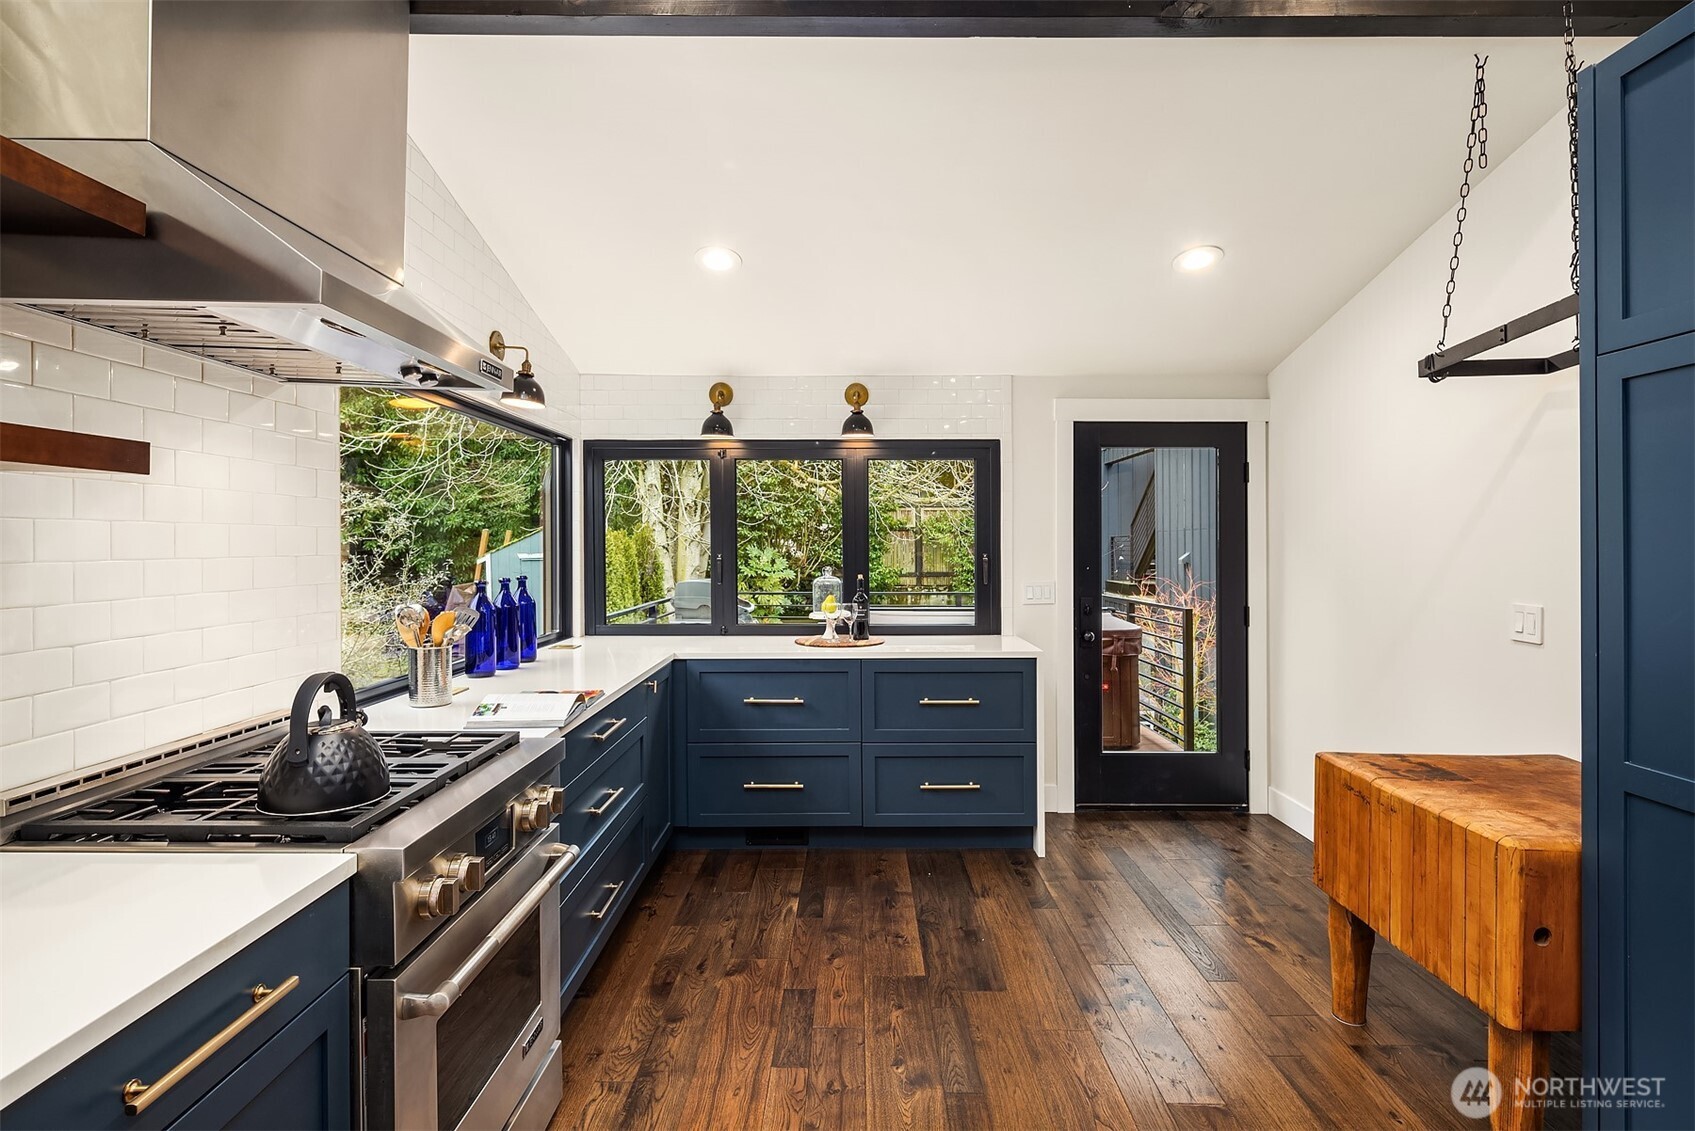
[1451,1067,1667,1119]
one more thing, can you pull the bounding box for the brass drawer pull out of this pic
[920,782,982,791]
[742,697,805,706]
[743,781,805,791]
[588,717,627,742]
[122,975,301,1115]
[586,881,626,920]
[919,697,981,706]
[585,786,626,816]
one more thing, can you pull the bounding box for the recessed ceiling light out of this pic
[1173,245,1225,273]
[696,246,742,273]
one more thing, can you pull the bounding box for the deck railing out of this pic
[608,589,974,625]
[1103,582,1196,750]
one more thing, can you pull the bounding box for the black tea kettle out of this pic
[258,672,391,816]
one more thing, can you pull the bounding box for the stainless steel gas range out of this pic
[2,719,579,1131]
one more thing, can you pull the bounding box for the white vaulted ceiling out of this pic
[407,34,1615,378]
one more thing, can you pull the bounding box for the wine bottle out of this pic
[495,578,520,670]
[516,575,538,663]
[851,573,870,641]
[466,580,497,678]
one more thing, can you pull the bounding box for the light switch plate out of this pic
[1511,602,1544,645]
[1023,582,1056,605]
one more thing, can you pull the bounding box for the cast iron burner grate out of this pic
[14,731,520,845]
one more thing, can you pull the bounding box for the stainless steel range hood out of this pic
[0,0,511,392]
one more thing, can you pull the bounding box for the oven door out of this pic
[367,831,578,1131]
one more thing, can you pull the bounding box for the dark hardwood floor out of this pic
[551,813,1578,1129]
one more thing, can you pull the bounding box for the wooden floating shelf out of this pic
[1,136,147,239]
[0,422,151,475]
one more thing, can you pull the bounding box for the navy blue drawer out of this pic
[4,886,350,1130]
[559,719,646,859]
[863,661,1035,742]
[563,683,652,775]
[560,810,646,996]
[685,661,859,743]
[686,744,861,825]
[863,744,1036,826]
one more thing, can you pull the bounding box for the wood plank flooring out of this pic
[550,813,1578,1130]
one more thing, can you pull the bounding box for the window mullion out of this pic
[842,449,871,613]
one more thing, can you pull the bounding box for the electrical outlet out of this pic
[1023,582,1056,605]
[1511,603,1544,645]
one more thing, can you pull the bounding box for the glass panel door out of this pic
[1075,423,1247,807]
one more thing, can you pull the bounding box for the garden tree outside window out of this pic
[340,389,566,689]
[586,439,998,634]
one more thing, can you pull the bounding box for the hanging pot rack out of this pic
[1417,2,1583,383]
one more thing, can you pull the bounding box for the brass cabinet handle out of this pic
[743,781,805,791]
[585,881,626,920]
[122,975,301,1115]
[920,782,982,791]
[645,680,659,692]
[742,697,805,706]
[585,786,625,816]
[919,697,981,706]
[588,717,627,742]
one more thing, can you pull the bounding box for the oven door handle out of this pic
[398,842,580,1020]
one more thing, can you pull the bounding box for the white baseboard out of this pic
[1043,784,1074,814]
[1269,787,1314,840]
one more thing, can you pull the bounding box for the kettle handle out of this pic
[286,672,363,763]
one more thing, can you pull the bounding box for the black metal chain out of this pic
[1436,54,1489,363]
[1565,0,1583,332]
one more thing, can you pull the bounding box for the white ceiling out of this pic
[407,34,1614,379]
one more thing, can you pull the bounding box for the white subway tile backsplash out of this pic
[74,718,142,767]
[176,523,229,558]
[110,595,175,638]
[227,459,275,495]
[1,696,32,745]
[141,346,202,380]
[1,608,32,653]
[112,521,176,560]
[143,558,200,597]
[35,601,112,648]
[203,622,253,662]
[227,392,275,431]
[252,429,296,465]
[73,638,144,684]
[0,380,73,429]
[201,419,252,459]
[201,361,254,393]
[34,519,111,562]
[202,556,254,593]
[0,472,74,519]
[143,408,202,450]
[0,335,30,380]
[72,478,142,520]
[33,683,110,736]
[0,306,74,350]
[110,362,176,410]
[174,451,230,489]
[0,646,70,698]
[143,702,202,748]
[109,671,174,716]
[0,518,32,563]
[143,629,203,672]
[32,344,109,396]
[0,732,74,790]
[174,379,229,420]
[70,323,144,366]
[72,560,132,602]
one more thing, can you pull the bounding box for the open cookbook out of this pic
[466,689,604,727]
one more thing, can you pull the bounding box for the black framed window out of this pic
[340,389,571,696]
[585,439,999,635]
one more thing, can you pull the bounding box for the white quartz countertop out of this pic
[364,633,1040,732]
[0,851,355,1107]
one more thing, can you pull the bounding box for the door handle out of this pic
[584,786,625,816]
[743,697,805,706]
[920,782,982,791]
[588,717,627,742]
[585,881,625,921]
[1081,631,1098,645]
[122,976,301,1114]
[743,781,804,791]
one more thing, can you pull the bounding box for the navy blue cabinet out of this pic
[646,667,673,857]
[864,743,1035,826]
[685,661,861,743]
[2,887,352,1131]
[862,660,1036,742]
[1581,8,1695,1127]
[687,744,862,825]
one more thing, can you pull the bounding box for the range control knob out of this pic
[511,785,565,834]
[411,875,461,920]
[438,853,486,893]
[532,785,565,816]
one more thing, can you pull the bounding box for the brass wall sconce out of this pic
[842,382,873,435]
[702,381,735,435]
[488,330,546,411]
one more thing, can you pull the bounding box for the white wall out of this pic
[1265,113,1583,836]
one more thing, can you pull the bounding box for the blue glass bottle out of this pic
[465,580,497,678]
[516,575,538,663]
[495,578,520,671]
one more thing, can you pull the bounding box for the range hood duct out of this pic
[0,0,511,393]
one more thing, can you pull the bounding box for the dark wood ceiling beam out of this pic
[410,1,1681,38]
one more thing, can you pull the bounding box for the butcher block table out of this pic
[1313,753,1580,1131]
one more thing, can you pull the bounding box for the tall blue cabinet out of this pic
[1579,5,1695,1127]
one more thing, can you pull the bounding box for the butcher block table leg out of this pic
[1327,897,1374,1025]
[1489,1019,1549,1131]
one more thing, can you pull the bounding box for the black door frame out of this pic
[1072,421,1249,808]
